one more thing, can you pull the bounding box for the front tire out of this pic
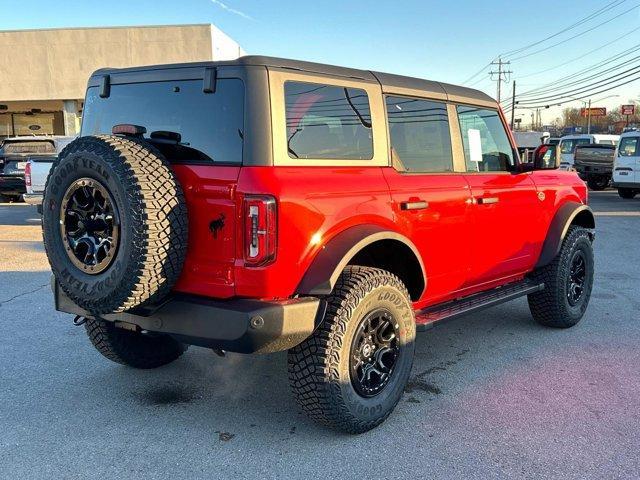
[288,266,416,434]
[528,226,594,328]
[84,318,187,369]
[618,188,637,199]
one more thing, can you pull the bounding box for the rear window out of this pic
[284,81,373,160]
[619,137,639,157]
[560,138,590,154]
[1,140,55,154]
[82,79,244,164]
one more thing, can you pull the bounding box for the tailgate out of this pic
[28,156,56,193]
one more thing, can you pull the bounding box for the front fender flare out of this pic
[296,225,426,298]
[536,202,595,268]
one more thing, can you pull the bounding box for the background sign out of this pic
[580,107,606,117]
[621,104,635,116]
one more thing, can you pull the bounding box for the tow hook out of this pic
[73,315,87,326]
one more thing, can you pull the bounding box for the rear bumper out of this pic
[0,175,26,195]
[575,165,612,179]
[612,181,640,189]
[53,279,324,354]
[23,193,43,205]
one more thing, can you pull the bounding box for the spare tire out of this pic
[42,135,188,314]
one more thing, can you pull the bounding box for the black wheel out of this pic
[528,226,594,328]
[618,188,637,199]
[0,193,11,203]
[587,176,609,191]
[288,266,416,434]
[84,318,187,369]
[42,135,188,314]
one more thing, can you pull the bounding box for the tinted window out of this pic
[285,81,373,160]
[82,79,244,164]
[619,137,639,156]
[1,140,55,154]
[560,138,590,154]
[386,96,452,172]
[457,106,514,172]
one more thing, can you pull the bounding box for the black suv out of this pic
[0,137,58,201]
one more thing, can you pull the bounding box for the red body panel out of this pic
[169,161,588,311]
[172,165,240,298]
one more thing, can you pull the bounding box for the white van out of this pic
[612,130,640,199]
[559,134,619,170]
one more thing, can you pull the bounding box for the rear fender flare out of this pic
[536,202,595,268]
[296,225,426,299]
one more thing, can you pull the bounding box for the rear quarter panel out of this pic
[234,166,396,299]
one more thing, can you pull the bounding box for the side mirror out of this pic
[533,144,560,170]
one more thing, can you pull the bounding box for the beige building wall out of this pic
[0,24,243,137]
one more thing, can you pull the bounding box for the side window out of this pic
[284,81,373,160]
[385,96,453,173]
[619,137,639,156]
[457,106,514,172]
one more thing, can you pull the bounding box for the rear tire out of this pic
[288,266,416,434]
[84,318,187,369]
[528,226,594,328]
[618,188,637,199]
[587,176,609,191]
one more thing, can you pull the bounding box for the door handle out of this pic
[476,197,499,205]
[400,200,429,210]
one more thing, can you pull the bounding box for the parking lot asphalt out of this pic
[1,191,639,480]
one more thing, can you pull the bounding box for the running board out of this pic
[415,280,544,331]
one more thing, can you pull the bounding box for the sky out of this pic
[2,0,639,126]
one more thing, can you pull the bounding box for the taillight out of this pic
[24,161,31,187]
[244,195,277,266]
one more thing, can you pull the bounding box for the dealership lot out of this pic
[1,191,639,479]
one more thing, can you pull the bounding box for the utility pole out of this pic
[587,99,592,134]
[510,80,516,130]
[489,57,512,103]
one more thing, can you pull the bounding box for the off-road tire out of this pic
[288,266,416,434]
[84,318,187,369]
[528,226,594,328]
[586,176,609,191]
[42,135,188,314]
[618,188,637,199]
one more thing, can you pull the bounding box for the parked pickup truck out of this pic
[574,143,616,190]
[23,136,76,205]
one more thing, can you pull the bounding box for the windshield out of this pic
[618,137,639,157]
[560,138,590,154]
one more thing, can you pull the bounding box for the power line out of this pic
[517,66,640,104]
[515,26,640,80]
[461,61,493,85]
[517,42,640,97]
[510,3,640,62]
[517,53,640,99]
[500,0,626,57]
[516,72,640,108]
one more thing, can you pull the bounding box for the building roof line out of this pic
[0,23,212,34]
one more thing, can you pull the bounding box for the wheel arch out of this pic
[535,202,595,268]
[296,225,426,301]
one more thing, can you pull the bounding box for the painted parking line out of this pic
[594,211,640,216]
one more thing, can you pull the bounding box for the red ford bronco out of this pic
[43,56,595,433]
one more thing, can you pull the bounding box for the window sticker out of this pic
[468,128,483,162]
